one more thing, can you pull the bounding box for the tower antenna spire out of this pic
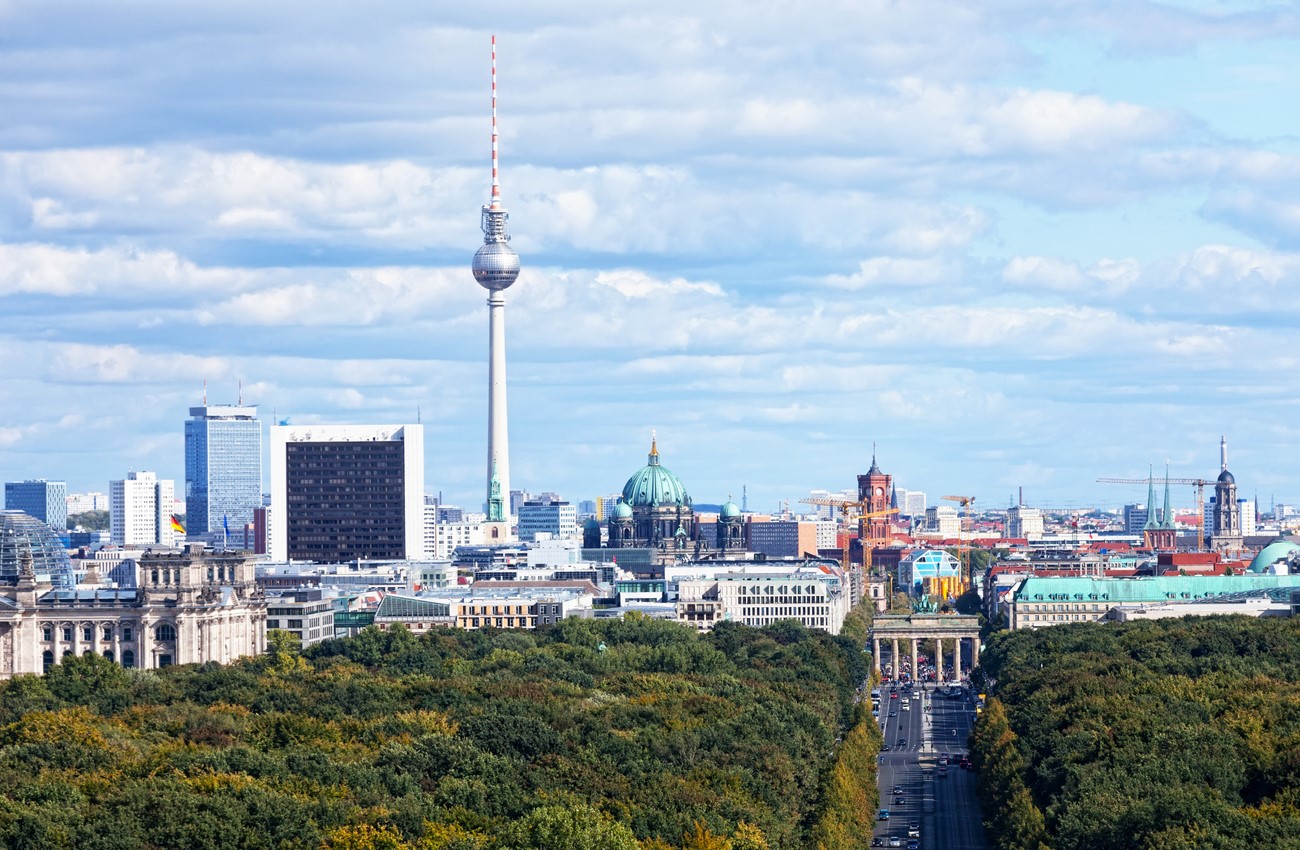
[490,33,500,210]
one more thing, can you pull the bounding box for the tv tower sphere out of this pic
[472,227,520,291]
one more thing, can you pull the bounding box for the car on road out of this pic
[906,840,919,850]
[908,823,920,837]
[894,796,905,805]
[888,837,902,848]
[891,786,903,795]
[897,738,907,746]
[871,839,884,848]
[889,710,897,717]
[878,809,890,821]
[890,692,899,699]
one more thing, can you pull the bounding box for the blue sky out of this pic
[2,1,1299,515]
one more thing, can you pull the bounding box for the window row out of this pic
[40,624,175,643]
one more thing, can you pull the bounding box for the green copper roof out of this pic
[621,438,690,508]
[1248,539,1300,573]
[1017,573,1300,604]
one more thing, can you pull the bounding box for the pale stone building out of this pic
[0,542,266,677]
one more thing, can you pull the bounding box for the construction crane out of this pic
[798,496,899,571]
[941,495,976,589]
[1097,475,1214,552]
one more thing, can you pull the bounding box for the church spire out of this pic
[1160,463,1175,530]
[648,429,659,465]
[1143,466,1159,531]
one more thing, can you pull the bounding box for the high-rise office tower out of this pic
[269,424,425,563]
[4,480,67,533]
[185,403,262,536]
[110,471,177,546]
[471,36,521,534]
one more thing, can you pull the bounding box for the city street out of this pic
[874,685,989,849]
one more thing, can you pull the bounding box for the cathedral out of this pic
[606,436,745,557]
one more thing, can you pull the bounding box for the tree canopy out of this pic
[0,615,874,849]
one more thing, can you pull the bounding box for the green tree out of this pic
[496,803,639,850]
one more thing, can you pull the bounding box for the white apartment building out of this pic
[426,518,486,560]
[814,520,837,551]
[67,492,108,514]
[110,472,177,547]
[1006,506,1045,540]
[924,505,961,538]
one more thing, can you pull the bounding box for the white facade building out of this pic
[675,564,850,635]
[110,472,177,547]
[517,500,578,542]
[924,505,961,538]
[427,520,487,560]
[814,520,837,550]
[1006,506,1045,540]
[67,492,108,514]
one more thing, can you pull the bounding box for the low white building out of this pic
[1006,506,1044,540]
[373,584,597,632]
[675,562,850,635]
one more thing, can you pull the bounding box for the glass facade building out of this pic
[4,480,67,533]
[185,405,262,536]
[0,510,74,587]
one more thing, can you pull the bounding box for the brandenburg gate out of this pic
[869,614,982,681]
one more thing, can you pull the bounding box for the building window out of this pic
[42,626,52,642]
[159,654,173,668]
[122,650,135,669]
[83,626,93,642]
[62,627,72,642]
[155,624,177,642]
[102,626,113,642]
[103,650,114,662]
[42,650,53,672]
[122,626,133,642]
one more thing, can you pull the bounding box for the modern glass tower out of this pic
[3,480,67,533]
[185,405,262,535]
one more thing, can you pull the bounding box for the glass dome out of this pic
[0,510,74,587]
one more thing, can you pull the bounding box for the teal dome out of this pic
[621,438,690,508]
[612,501,634,519]
[720,501,741,519]
[1248,539,1300,573]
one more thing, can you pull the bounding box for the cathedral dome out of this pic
[0,511,73,587]
[612,501,634,519]
[621,437,690,508]
[720,500,741,519]
[1217,469,1235,485]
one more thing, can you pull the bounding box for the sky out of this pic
[2,1,1300,515]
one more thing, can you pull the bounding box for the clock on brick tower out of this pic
[856,450,892,544]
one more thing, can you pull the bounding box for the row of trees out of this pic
[973,616,1300,850]
[0,614,871,849]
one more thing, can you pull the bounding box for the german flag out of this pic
[170,515,185,534]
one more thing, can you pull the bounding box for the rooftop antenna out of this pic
[742,484,748,512]
[417,405,422,424]
[238,378,242,406]
[202,379,207,406]
[490,33,501,210]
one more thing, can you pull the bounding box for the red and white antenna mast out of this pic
[490,33,501,210]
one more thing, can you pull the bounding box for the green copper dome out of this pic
[612,501,634,519]
[720,500,741,519]
[1248,539,1300,573]
[621,437,690,508]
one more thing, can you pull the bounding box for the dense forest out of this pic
[972,616,1300,850]
[0,612,877,850]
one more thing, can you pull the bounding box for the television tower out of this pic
[471,35,521,524]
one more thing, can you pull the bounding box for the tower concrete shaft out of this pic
[487,289,510,520]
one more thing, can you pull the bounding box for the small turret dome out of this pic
[1217,469,1235,485]
[720,501,741,519]
[612,501,633,519]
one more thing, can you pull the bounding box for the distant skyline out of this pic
[3,2,1300,513]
